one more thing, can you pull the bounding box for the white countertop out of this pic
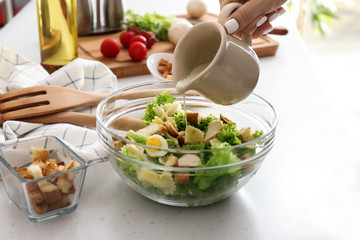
[1,1,360,239]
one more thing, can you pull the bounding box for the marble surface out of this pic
[0,1,359,239]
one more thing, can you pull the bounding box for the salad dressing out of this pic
[182,93,188,128]
[175,62,210,95]
[177,63,211,129]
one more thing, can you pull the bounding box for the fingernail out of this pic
[256,16,267,27]
[268,12,279,22]
[277,8,286,16]
[263,27,274,35]
[224,19,239,34]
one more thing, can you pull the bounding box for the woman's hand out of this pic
[220,0,287,38]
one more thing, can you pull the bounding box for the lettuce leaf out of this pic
[118,146,141,184]
[127,130,148,144]
[142,91,176,125]
[217,123,242,146]
[126,10,174,41]
[193,142,242,190]
[196,114,219,132]
[173,111,187,132]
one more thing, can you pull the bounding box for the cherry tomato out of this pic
[147,37,157,48]
[139,31,155,40]
[119,31,135,48]
[100,38,120,58]
[128,42,147,61]
[129,26,141,35]
[129,35,147,46]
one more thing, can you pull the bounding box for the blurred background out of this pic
[301,0,360,138]
[288,0,360,139]
[1,0,359,135]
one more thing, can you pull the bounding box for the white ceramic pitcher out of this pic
[173,2,260,105]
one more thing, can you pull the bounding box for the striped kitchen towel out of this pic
[0,44,117,163]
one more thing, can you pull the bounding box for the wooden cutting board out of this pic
[78,13,279,78]
[78,33,174,78]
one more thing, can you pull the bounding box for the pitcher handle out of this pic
[218,2,252,47]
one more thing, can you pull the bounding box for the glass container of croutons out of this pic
[0,136,87,222]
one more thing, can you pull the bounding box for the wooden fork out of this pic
[0,85,107,121]
[0,85,197,121]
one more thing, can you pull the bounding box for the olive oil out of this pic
[36,0,78,73]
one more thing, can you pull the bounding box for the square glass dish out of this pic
[0,135,87,222]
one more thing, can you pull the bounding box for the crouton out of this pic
[167,61,172,72]
[33,203,49,214]
[186,112,202,125]
[56,176,75,194]
[15,167,33,179]
[184,126,204,145]
[158,58,169,74]
[48,200,62,211]
[39,182,62,204]
[158,64,167,73]
[174,170,190,185]
[27,164,44,179]
[32,160,45,170]
[238,127,254,142]
[26,182,44,205]
[240,153,253,160]
[164,119,179,137]
[220,114,235,125]
[30,147,49,163]
[113,140,124,150]
[43,161,61,176]
[177,131,185,146]
[60,194,72,208]
[63,160,80,180]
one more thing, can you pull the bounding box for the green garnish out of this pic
[125,10,174,41]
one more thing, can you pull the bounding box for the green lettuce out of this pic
[142,91,176,125]
[254,130,264,139]
[193,142,242,190]
[173,111,187,132]
[118,146,141,184]
[196,114,219,132]
[126,130,148,144]
[217,123,242,146]
[126,10,174,41]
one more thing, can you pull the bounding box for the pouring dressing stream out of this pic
[173,2,260,105]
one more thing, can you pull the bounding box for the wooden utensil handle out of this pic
[19,112,96,127]
[17,112,147,130]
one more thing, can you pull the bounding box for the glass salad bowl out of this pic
[96,82,277,207]
[0,136,87,222]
